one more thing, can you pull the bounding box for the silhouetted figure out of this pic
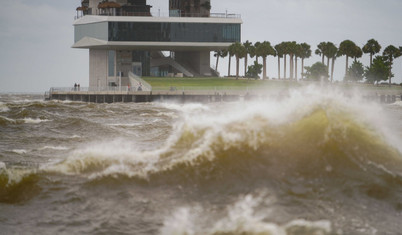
[137,82,142,91]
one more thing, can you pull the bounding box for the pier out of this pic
[46,90,240,103]
[45,87,402,104]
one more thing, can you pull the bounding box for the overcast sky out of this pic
[0,0,401,92]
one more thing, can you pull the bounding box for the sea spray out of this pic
[0,102,10,112]
[160,192,334,235]
[46,86,402,182]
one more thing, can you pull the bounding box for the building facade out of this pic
[74,0,242,88]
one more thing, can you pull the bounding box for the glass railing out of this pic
[75,10,241,20]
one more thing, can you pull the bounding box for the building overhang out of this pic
[72,37,234,51]
[73,15,243,25]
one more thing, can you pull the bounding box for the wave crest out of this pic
[47,88,402,187]
[0,165,41,203]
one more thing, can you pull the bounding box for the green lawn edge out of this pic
[142,77,402,91]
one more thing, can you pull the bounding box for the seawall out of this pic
[45,90,402,104]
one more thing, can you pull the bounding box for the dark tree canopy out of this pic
[338,40,358,57]
[364,56,393,84]
[362,39,381,66]
[304,62,329,81]
[345,61,364,82]
[383,45,401,63]
[246,61,263,79]
[299,43,312,59]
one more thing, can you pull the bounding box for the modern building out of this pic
[73,0,242,88]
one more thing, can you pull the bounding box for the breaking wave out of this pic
[3,87,402,206]
[47,87,402,186]
[0,115,18,125]
[0,163,41,203]
[0,116,50,126]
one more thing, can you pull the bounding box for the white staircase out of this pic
[151,57,194,77]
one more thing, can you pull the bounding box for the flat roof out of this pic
[74,15,243,25]
[72,37,234,51]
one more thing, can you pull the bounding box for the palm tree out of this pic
[338,40,359,78]
[294,44,303,80]
[254,42,261,64]
[299,43,312,80]
[249,44,256,58]
[383,45,402,86]
[229,42,247,80]
[227,45,236,77]
[287,41,298,80]
[214,50,220,71]
[257,41,276,79]
[275,43,285,79]
[362,39,381,67]
[323,42,336,71]
[326,44,338,82]
[243,40,253,77]
[282,42,289,79]
[315,42,327,64]
[213,49,228,75]
[353,46,363,62]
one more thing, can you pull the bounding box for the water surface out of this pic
[1,87,402,234]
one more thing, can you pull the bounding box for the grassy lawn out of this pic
[142,77,402,93]
[142,77,301,90]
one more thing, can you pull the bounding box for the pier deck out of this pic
[45,87,402,104]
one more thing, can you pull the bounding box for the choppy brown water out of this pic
[1,87,402,235]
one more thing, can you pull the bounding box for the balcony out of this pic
[75,9,240,20]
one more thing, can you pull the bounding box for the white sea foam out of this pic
[160,192,333,235]
[108,123,140,127]
[161,102,211,113]
[39,146,69,151]
[388,101,402,107]
[0,115,16,124]
[0,102,10,112]
[11,99,43,104]
[160,207,197,235]
[12,149,27,154]
[45,138,162,178]
[0,165,36,186]
[22,118,50,124]
[157,112,178,118]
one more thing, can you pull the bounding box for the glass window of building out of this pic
[108,50,115,77]
[108,22,240,43]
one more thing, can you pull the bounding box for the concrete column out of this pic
[89,49,108,88]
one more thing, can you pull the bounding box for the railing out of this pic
[48,86,265,96]
[50,86,132,93]
[75,10,241,20]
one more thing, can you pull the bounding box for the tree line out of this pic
[214,39,402,85]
